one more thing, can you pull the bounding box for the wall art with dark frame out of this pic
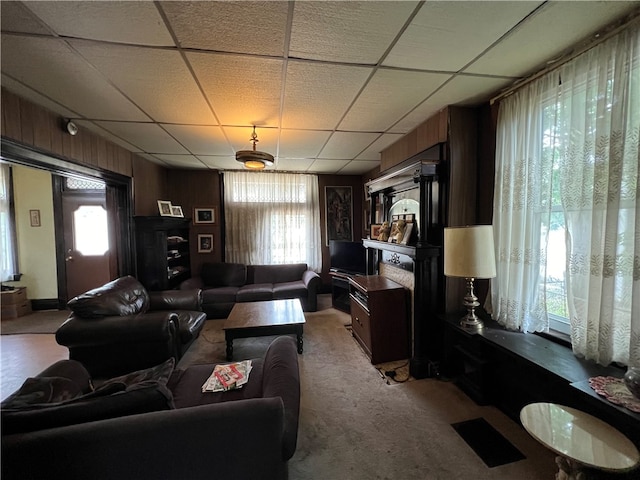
[194,207,216,225]
[325,186,353,246]
[197,234,214,253]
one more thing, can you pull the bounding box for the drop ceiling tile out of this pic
[356,133,405,160]
[136,153,166,166]
[319,132,381,159]
[23,1,173,46]
[383,1,543,71]
[466,1,640,77]
[278,130,332,158]
[339,69,450,131]
[196,155,241,170]
[188,52,283,127]
[275,158,315,172]
[281,61,372,130]
[162,1,289,56]
[1,35,149,121]
[1,2,52,35]
[162,125,232,156]
[224,126,279,154]
[391,74,514,132]
[74,119,141,152]
[308,159,351,174]
[1,73,76,118]
[339,160,380,175]
[290,1,419,64]
[94,122,188,154]
[153,154,207,169]
[70,41,215,125]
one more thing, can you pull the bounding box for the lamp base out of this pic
[459,277,484,330]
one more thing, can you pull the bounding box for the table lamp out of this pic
[444,225,497,330]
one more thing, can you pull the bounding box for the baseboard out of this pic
[30,298,64,311]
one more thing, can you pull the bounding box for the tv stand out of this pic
[329,271,353,313]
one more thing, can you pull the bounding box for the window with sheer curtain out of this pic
[491,23,639,367]
[223,171,322,272]
[0,163,18,282]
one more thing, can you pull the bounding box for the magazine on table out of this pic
[202,360,252,392]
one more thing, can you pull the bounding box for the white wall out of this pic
[9,166,57,300]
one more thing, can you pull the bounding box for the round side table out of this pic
[520,402,639,479]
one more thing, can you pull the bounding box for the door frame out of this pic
[0,138,134,308]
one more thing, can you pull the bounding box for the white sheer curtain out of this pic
[0,163,17,282]
[224,171,322,272]
[492,23,640,366]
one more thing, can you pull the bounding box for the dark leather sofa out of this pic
[2,336,300,480]
[181,262,321,318]
[56,276,207,377]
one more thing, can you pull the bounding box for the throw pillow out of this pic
[67,276,150,318]
[93,357,175,394]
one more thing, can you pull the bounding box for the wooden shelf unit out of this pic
[349,275,409,364]
[134,216,191,291]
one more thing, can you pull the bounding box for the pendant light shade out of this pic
[236,126,274,170]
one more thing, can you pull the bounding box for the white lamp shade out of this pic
[444,225,497,279]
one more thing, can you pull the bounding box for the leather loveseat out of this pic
[2,336,300,480]
[55,276,207,377]
[181,262,321,318]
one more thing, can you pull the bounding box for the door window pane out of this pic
[74,205,108,255]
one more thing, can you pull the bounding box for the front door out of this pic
[61,179,112,300]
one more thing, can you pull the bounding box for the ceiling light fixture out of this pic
[235,126,274,170]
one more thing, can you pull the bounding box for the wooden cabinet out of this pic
[349,275,409,364]
[134,216,191,291]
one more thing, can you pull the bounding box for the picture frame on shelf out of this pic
[197,234,214,253]
[158,200,173,217]
[171,205,184,218]
[194,207,216,225]
[400,223,414,245]
[370,224,382,239]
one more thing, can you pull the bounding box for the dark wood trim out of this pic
[30,298,65,311]
[2,137,135,302]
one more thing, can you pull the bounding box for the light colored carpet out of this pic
[179,295,557,480]
[0,309,70,334]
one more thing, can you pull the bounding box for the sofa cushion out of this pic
[201,286,240,304]
[67,276,150,318]
[247,264,307,285]
[237,283,273,302]
[272,280,308,301]
[168,359,265,409]
[201,263,246,288]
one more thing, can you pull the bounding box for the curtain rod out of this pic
[490,10,640,105]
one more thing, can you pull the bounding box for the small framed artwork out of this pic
[194,207,216,225]
[370,224,382,239]
[171,205,184,217]
[158,200,173,216]
[29,209,41,227]
[400,223,414,245]
[197,234,214,253]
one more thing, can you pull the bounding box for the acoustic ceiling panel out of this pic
[189,52,283,127]
[319,131,381,160]
[355,133,405,161]
[278,130,332,159]
[0,1,52,35]
[339,160,380,175]
[153,154,208,169]
[1,35,149,121]
[23,1,173,46]
[281,61,372,131]
[94,122,189,155]
[162,125,232,156]
[308,159,353,173]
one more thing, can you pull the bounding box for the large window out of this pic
[492,23,639,367]
[0,163,17,282]
[223,171,322,271]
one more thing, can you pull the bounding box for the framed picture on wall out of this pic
[325,186,352,246]
[197,234,214,253]
[194,207,216,224]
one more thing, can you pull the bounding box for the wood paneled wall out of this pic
[1,88,166,216]
[167,170,223,275]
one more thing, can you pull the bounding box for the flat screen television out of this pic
[329,240,366,275]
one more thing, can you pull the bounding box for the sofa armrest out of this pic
[2,398,286,480]
[179,276,204,290]
[261,336,301,461]
[149,290,202,312]
[301,270,321,311]
[302,269,320,289]
[55,312,178,348]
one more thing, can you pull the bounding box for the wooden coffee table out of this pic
[223,299,306,361]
